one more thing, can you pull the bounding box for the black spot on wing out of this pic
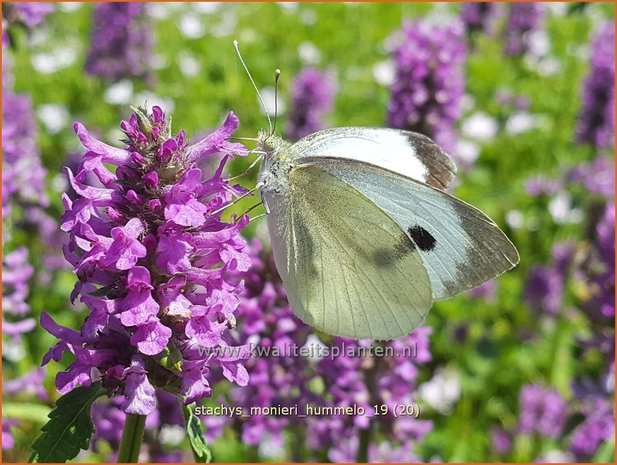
[372,234,416,268]
[407,225,436,252]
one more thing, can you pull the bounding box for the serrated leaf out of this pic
[29,382,106,463]
[183,404,213,463]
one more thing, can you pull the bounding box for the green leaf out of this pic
[29,382,106,463]
[183,404,213,463]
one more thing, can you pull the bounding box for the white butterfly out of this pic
[232,41,518,340]
[255,127,519,340]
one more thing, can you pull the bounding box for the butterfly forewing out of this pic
[291,127,457,191]
[308,157,519,300]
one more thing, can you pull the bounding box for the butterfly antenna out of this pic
[272,69,281,136]
[233,40,272,134]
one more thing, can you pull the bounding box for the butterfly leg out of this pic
[260,190,271,214]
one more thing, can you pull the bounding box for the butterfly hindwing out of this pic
[266,164,433,339]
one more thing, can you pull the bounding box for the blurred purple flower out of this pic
[2,92,48,211]
[3,368,48,401]
[41,106,250,415]
[2,246,36,369]
[570,396,614,458]
[461,2,500,35]
[576,22,615,149]
[10,2,54,27]
[2,2,54,42]
[581,203,615,320]
[286,68,337,140]
[2,418,18,450]
[518,384,567,439]
[491,427,512,455]
[568,156,615,198]
[496,89,530,112]
[311,330,433,461]
[525,176,562,197]
[85,3,153,83]
[329,436,422,463]
[204,239,316,448]
[1,89,63,280]
[468,279,498,302]
[91,399,126,451]
[504,3,546,57]
[387,20,466,154]
[149,449,184,463]
[524,266,564,315]
[2,247,34,318]
[2,37,65,283]
[524,241,573,316]
[369,440,422,462]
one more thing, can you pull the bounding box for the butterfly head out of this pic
[257,129,290,161]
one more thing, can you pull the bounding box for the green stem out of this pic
[117,414,146,463]
[357,426,372,463]
[291,422,306,462]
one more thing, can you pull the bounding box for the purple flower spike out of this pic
[286,68,337,141]
[387,20,466,154]
[85,3,153,83]
[42,106,251,414]
[504,3,546,57]
[461,2,500,35]
[576,22,615,149]
[2,92,48,211]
